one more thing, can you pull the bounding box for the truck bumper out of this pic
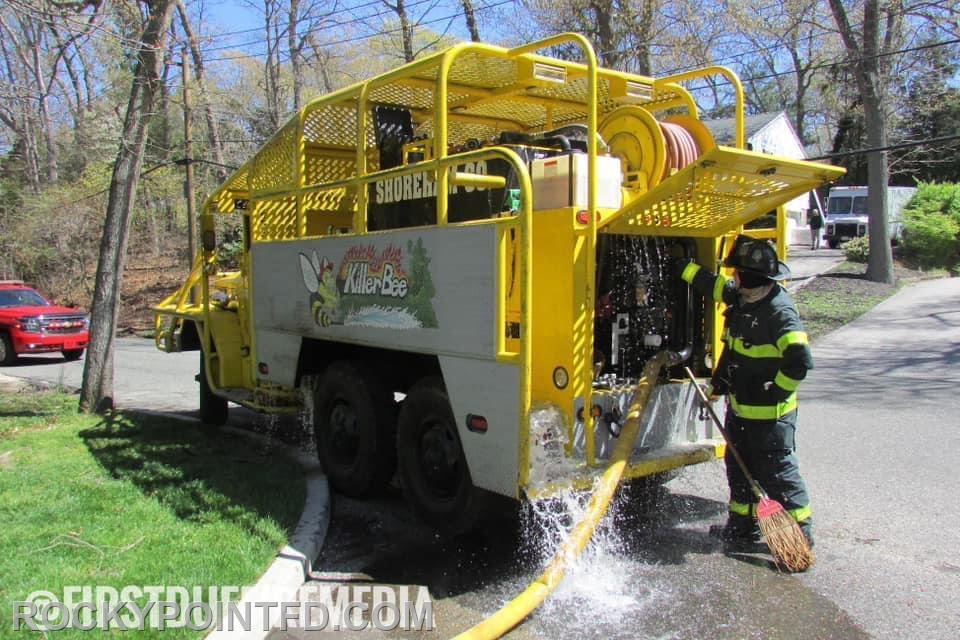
[12,331,88,354]
[524,441,724,500]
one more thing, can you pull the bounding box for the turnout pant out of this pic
[723,408,811,526]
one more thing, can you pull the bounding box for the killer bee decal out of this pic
[298,239,438,330]
[299,251,344,327]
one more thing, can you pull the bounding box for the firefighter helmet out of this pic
[723,237,791,281]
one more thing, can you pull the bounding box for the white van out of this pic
[824,185,916,248]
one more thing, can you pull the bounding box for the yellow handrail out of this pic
[654,66,745,149]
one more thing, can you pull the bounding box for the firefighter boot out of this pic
[799,519,814,549]
[710,514,763,551]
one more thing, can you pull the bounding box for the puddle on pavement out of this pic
[272,476,869,639]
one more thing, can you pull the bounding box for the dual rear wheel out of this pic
[396,379,482,533]
[312,362,396,498]
[311,365,481,533]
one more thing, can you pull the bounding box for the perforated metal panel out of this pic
[302,102,369,148]
[205,41,803,241]
[603,146,845,236]
[251,196,298,241]
[302,186,355,216]
[304,148,355,185]
[643,85,690,112]
[250,121,299,194]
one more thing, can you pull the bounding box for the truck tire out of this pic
[199,351,228,427]
[313,362,396,498]
[62,349,84,361]
[827,239,839,249]
[0,333,16,366]
[397,378,484,534]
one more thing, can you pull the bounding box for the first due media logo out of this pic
[12,584,434,632]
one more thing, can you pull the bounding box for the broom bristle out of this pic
[757,500,814,572]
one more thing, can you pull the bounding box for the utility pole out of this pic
[182,48,197,270]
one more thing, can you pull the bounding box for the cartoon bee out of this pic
[299,251,343,327]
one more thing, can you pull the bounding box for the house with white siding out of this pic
[704,111,823,244]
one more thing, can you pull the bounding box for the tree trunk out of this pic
[305,33,335,93]
[264,0,283,130]
[589,0,620,69]
[175,0,227,182]
[461,0,480,42]
[392,0,415,63]
[288,0,303,111]
[862,75,893,283]
[157,53,171,161]
[634,0,655,75]
[31,42,59,184]
[23,113,41,193]
[80,0,176,414]
[828,0,895,284]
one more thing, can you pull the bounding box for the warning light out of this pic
[576,210,598,225]
[466,414,488,433]
[552,366,569,389]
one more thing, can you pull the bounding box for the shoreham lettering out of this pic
[374,161,488,205]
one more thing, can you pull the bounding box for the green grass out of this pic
[0,388,305,638]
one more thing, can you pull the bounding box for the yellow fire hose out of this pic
[453,351,670,639]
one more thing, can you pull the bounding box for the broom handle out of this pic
[685,367,767,502]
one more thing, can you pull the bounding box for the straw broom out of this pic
[686,367,813,572]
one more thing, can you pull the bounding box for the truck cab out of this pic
[824,185,868,248]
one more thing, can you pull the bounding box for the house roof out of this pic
[703,111,792,148]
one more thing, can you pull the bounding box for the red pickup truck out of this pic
[0,281,89,365]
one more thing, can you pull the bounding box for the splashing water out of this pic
[298,376,318,454]
[514,486,670,633]
[526,405,579,490]
[255,410,282,455]
[520,405,669,631]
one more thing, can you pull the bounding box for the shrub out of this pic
[900,183,960,269]
[843,235,870,263]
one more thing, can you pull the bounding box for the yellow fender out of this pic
[453,351,670,639]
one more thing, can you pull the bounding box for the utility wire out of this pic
[173,0,431,46]
[649,2,954,77]
[201,0,515,63]
[808,134,960,161]
[184,0,449,55]
[675,37,960,94]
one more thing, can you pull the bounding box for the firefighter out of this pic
[679,236,814,550]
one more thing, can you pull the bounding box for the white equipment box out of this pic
[531,153,623,211]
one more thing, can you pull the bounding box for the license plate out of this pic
[840,236,850,241]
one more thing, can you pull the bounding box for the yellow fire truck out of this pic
[155,33,843,532]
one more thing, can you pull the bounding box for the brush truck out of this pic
[155,34,843,531]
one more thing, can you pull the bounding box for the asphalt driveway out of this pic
[796,276,960,638]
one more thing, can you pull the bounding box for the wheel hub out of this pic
[327,400,360,461]
[419,419,460,497]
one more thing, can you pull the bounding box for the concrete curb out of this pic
[207,426,329,639]
[123,414,331,640]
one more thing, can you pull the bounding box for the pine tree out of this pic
[406,238,437,328]
[894,42,960,183]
